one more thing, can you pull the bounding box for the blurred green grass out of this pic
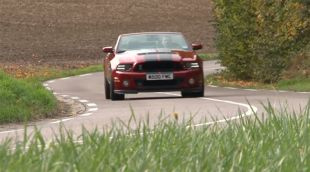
[1,102,309,171]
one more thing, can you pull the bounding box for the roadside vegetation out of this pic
[199,53,218,61]
[212,0,309,82]
[210,0,309,91]
[206,74,310,92]
[0,65,103,124]
[0,70,56,124]
[1,103,309,171]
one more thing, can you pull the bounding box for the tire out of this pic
[181,88,204,98]
[104,78,110,99]
[110,79,125,101]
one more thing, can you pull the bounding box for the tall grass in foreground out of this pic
[0,102,309,172]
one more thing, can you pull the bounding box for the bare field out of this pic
[0,0,215,66]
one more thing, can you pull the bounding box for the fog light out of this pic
[188,78,195,85]
[123,80,129,87]
[114,77,120,83]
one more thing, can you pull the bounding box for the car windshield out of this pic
[116,33,190,53]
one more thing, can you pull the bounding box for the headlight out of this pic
[183,62,200,69]
[116,64,133,71]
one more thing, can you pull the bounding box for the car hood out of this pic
[114,49,197,65]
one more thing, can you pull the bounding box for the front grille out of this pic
[134,61,183,72]
[135,78,183,89]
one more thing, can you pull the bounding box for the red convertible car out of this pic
[102,32,204,100]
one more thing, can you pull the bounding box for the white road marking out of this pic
[46,87,52,91]
[60,77,70,80]
[159,92,258,127]
[205,67,225,70]
[298,92,310,94]
[244,89,257,92]
[88,108,98,112]
[225,87,238,90]
[213,85,310,94]
[1,67,267,136]
[87,103,97,107]
[80,113,93,117]
[51,118,74,124]
[0,129,24,134]
[79,74,92,77]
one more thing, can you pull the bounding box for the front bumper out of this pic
[112,69,204,94]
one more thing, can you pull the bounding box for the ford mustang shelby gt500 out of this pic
[102,32,204,100]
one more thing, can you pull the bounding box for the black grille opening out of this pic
[134,61,183,72]
[135,79,183,88]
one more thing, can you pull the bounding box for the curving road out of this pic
[0,60,309,142]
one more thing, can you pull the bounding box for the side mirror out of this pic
[102,47,114,53]
[192,43,203,51]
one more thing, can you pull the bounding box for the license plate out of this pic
[146,73,174,80]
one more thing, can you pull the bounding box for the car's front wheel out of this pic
[104,77,110,99]
[109,79,125,101]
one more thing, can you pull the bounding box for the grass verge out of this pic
[0,102,309,171]
[277,78,310,92]
[206,73,310,92]
[199,53,218,61]
[30,64,103,82]
[0,70,56,124]
[0,64,103,124]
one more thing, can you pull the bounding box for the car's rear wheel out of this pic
[110,79,125,101]
[181,88,204,98]
[104,78,110,99]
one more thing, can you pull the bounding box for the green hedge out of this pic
[213,0,309,83]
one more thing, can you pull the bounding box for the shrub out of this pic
[213,0,309,83]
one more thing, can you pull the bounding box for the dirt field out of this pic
[0,0,215,66]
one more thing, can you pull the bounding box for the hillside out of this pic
[0,0,215,66]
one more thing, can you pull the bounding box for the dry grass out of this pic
[0,0,215,67]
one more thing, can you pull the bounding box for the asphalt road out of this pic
[0,60,309,142]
